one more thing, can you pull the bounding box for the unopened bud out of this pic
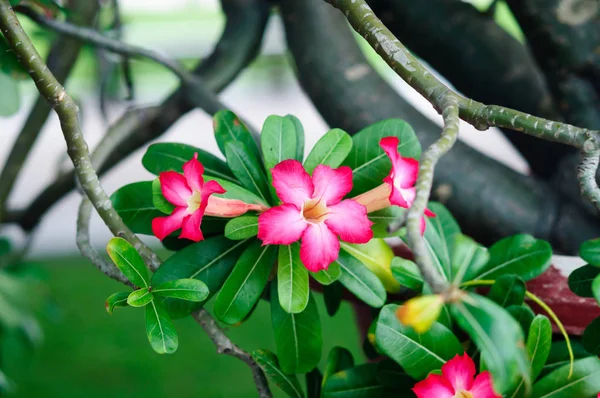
[396,294,444,334]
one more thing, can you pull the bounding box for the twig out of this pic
[192,310,272,398]
[406,95,460,293]
[578,147,600,211]
[0,1,160,270]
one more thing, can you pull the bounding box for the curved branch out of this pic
[578,149,600,210]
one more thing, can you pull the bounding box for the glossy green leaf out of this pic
[341,240,399,293]
[532,357,600,398]
[336,249,386,308]
[582,316,600,355]
[311,262,341,285]
[475,234,552,282]
[272,284,322,374]
[306,369,323,398]
[374,360,415,392]
[323,347,354,388]
[568,264,600,297]
[211,176,269,206]
[214,241,276,324]
[288,114,305,162]
[580,238,600,267]
[593,274,600,305]
[488,275,526,308]
[278,244,309,314]
[151,236,248,318]
[213,110,260,160]
[105,292,130,314]
[0,72,19,117]
[343,119,420,196]
[323,364,384,398]
[323,282,344,317]
[145,299,178,354]
[111,181,163,235]
[303,128,352,174]
[141,142,236,182]
[224,216,259,240]
[261,115,299,172]
[421,202,461,281]
[0,37,27,79]
[540,340,591,378]
[106,237,149,288]
[152,278,209,302]
[450,234,489,284]
[375,304,463,380]
[152,178,175,215]
[391,257,423,291]
[251,349,304,398]
[506,305,535,337]
[225,141,270,203]
[451,293,530,394]
[127,288,153,307]
[368,207,406,238]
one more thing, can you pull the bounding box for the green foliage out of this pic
[322,347,354,387]
[261,115,300,172]
[0,71,19,117]
[506,305,535,338]
[224,216,259,240]
[487,275,526,308]
[541,340,591,378]
[322,282,344,317]
[568,264,600,297]
[111,182,163,235]
[225,141,270,203]
[391,257,423,291]
[306,369,323,398]
[151,279,209,302]
[532,357,600,397]
[582,316,600,356]
[450,234,489,284]
[422,202,461,281]
[368,207,405,238]
[127,288,153,307]
[213,110,261,161]
[277,244,309,314]
[106,238,149,288]
[322,363,384,398]
[336,249,386,308]
[303,128,352,174]
[151,178,174,214]
[145,299,178,354]
[105,292,130,314]
[311,262,341,286]
[580,238,600,267]
[251,349,304,398]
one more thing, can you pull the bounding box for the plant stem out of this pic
[0,1,159,270]
[192,310,272,398]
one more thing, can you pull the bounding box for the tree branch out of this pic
[578,149,600,210]
[192,310,272,398]
[406,95,460,293]
[0,0,159,270]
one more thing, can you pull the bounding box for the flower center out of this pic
[186,190,202,213]
[302,198,328,224]
[455,391,473,398]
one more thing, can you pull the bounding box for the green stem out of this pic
[0,1,159,270]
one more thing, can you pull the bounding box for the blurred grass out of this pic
[5,258,364,398]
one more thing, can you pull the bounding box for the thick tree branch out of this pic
[0,0,159,269]
[406,96,460,293]
[192,310,272,398]
[578,149,600,210]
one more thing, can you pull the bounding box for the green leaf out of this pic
[287,114,305,162]
[106,237,149,288]
[342,119,420,196]
[488,275,526,308]
[368,207,406,238]
[261,115,299,172]
[323,282,344,317]
[152,178,175,215]
[127,288,153,307]
[323,364,384,398]
[225,141,270,203]
[506,305,536,337]
[451,293,530,394]
[151,236,248,318]
[214,241,276,324]
[211,176,269,206]
[306,369,323,398]
[532,357,600,398]
[541,340,591,378]
[391,257,423,291]
[421,202,461,281]
[213,110,260,160]
[303,128,352,174]
[278,244,309,314]
[580,238,600,267]
[105,292,130,314]
[0,72,20,117]
[323,347,354,388]
[142,142,236,182]
[0,37,27,79]
[251,349,304,398]
[475,234,552,282]
[568,265,600,297]
[311,262,341,285]
[582,316,600,355]
[271,284,322,374]
[111,181,163,235]
[375,304,463,380]
[451,234,490,284]
[593,274,600,305]
[341,240,400,293]
[145,299,178,354]
[374,360,415,392]
[336,249,386,308]
[152,279,209,302]
[224,216,259,240]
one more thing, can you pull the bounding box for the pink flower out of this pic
[152,153,226,242]
[413,353,500,398]
[257,160,373,272]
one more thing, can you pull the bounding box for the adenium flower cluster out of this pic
[152,137,435,271]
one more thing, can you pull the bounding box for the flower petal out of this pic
[380,136,419,189]
[159,171,192,206]
[182,153,204,192]
[425,207,436,217]
[257,204,307,245]
[412,374,454,398]
[469,372,501,398]
[300,223,340,272]
[152,207,188,240]
[179,210,204,242]
[312,164,353,205]
[271,159,314,207]
[442,353,476,392]
[200,180,226,213]
[386,179,412,208]
[325,199,373,243]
